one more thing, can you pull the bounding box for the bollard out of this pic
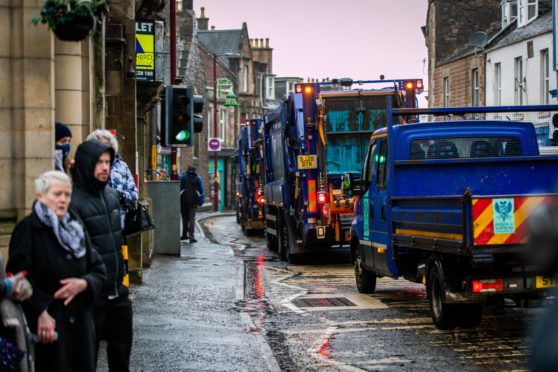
[122,244,129,287]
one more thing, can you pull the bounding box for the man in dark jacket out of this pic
[180,165,204,242]
[69,140,132,371]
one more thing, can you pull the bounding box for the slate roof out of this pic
[487,11,552,52]
[197,29,244,68]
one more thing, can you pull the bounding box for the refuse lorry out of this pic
[263,78,423,261]
[235,118,265,235]
[350,102,558,329]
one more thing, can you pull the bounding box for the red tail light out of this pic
[416,79,423,90]
[472,279,504,293]
[317,191,328,204]
[295,85,302,93]
[255,188,265,205]
[321,203,329,221]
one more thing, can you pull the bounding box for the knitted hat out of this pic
[55,122,72,142]
[187,165,196,172]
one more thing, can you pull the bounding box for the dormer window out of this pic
[501,0,518,28]
[518,0,537,27]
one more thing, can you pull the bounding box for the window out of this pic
[541,49,550,104]
[514,57,523,105]
[518,0,537,26]
[243,63,249,92]
[411,137,522,159]
[376,141,388,189]
[219,109,226,139]
[495,63,502,105]
[502,0,518,28]
[443,77,450,107]
[363,142,376,184]
[266,76,275,99]
[471,68,479,106]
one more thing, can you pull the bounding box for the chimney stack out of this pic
[265,38,269,48]
[211,25,215,30]
[196,7,209,30]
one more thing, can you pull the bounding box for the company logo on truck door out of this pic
[473,196,554,245]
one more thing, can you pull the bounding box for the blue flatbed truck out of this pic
[350,103,558,329]
[263,79,423,262]
[235,119,265,235]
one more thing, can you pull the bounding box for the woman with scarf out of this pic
[7,171,106,372]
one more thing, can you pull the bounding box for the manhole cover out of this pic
[291,297,357,308]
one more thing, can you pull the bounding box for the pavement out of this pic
[104,210,277,372]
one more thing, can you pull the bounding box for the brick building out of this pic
[424,0,501,107]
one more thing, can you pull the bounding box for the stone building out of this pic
[0,0,102,258]
[424,0,501,107]
[196,9,274,209]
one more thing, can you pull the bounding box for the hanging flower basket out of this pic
[32,0,107,42]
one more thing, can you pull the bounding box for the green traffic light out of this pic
[176,130,191,141]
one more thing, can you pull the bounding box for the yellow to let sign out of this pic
[136,33,154,70]
[298,155,317,169]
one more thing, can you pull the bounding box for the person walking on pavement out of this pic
[180,165,204,242]
[7,170,106,372]
[69,140,133,371]
[86,130,138,228]
[54,122,73,173]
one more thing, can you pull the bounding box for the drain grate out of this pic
[291,297,357,308]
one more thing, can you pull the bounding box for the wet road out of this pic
[202,214,544,372]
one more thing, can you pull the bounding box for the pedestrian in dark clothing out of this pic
[7,170,106,372]
[54,122,73,173]
[180,165,204,243]
[69,140,133,372]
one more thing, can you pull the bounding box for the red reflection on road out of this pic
[255,255,265,298]
[317,335,332,359]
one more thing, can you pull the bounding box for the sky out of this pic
[195,0,429,86]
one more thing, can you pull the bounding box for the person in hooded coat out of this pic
[69,140,133,372]
[7,170,106,372]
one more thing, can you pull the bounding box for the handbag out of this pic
[123,200,155,237]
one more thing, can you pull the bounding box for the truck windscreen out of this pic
[324,95,390,174]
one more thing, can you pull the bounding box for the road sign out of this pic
[208,137,221,151]
[136,21,155,81]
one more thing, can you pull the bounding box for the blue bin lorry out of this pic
[263,78,423,261]
[235,119,265,235]
[350,103,558,329]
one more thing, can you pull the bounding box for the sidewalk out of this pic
[120,211,271,371]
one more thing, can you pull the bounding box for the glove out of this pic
[3,272,33,301]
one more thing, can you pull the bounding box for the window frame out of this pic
[495,62,502,105]
[376,140,388,190]
[514,57,523,105]
[541,49,550,104]
[443,77,450,107]
[518,0,537,26]
[471,68,480,106]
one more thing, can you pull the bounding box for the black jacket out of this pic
[7,208,106,372]
[180,171,202,206]
[69,140,126,299]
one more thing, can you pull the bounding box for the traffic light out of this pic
[193,95,204,133]
[163,85,193,147]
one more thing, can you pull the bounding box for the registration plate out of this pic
[297,155,317,169]
[536,276,557,289]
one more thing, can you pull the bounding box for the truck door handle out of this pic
[381,203,386,220]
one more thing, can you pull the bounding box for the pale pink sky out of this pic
[195,0,428,84]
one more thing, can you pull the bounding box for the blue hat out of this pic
[55,122,72,142]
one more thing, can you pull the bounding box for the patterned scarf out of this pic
[33,201,86,259]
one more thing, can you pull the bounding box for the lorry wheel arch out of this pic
[352,238,376,293]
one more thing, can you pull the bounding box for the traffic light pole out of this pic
[213,54,218,212]
[170,0,178,181]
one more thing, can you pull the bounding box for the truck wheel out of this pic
[354,247,376,293]
[236,205,240,224]
[277,214,288,261]
[285,221,299,264]
[456,304,483,328]
[428,266,457,329]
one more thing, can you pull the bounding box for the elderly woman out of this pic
[86,130,138,227]
[7,171,106,372]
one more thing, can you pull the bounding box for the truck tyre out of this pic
[277,213,288,261]
[285,220,299,264]
[456,304,483,328]
[428,265,457,329]
[354,246,376,293]
[236,203,241,224]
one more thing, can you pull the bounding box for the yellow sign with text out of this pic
[297,155,317,170]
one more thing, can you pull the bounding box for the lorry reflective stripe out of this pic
[395,229,463,241]
[473,196,550,245]
[308,180,317,212]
